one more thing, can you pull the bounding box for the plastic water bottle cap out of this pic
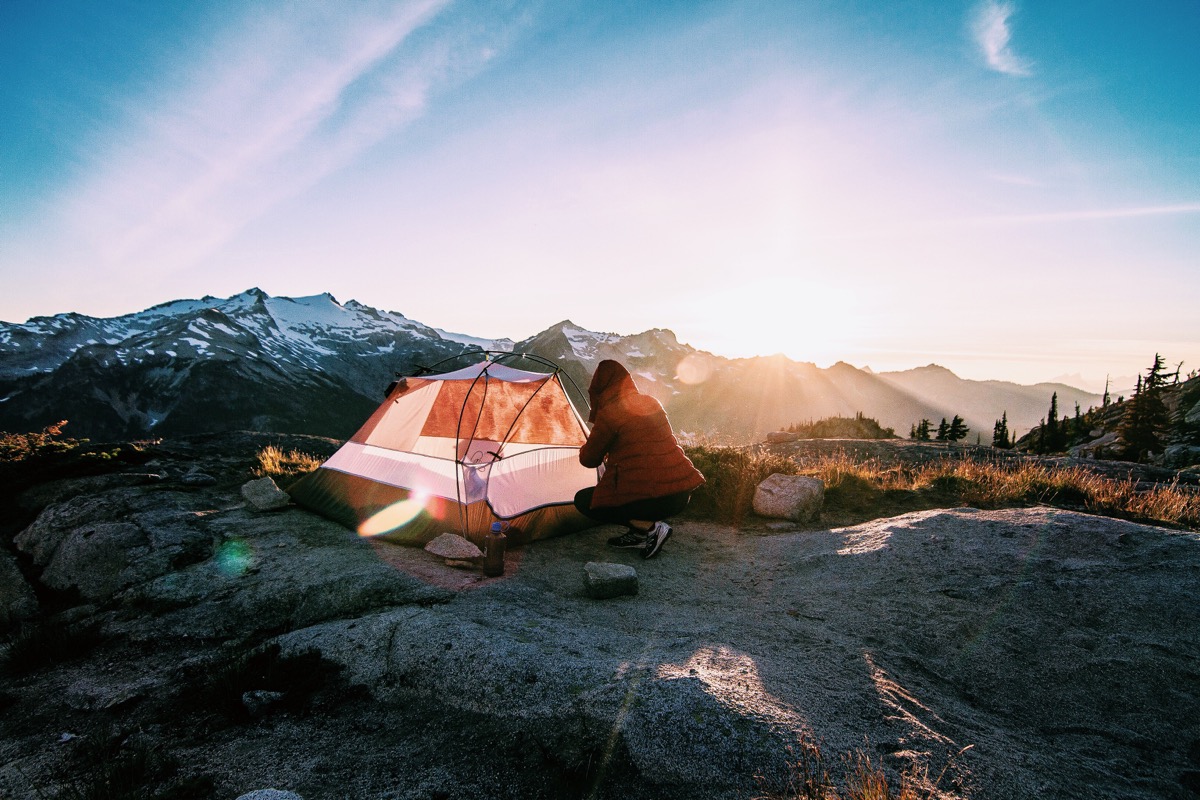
[490,522,503,532]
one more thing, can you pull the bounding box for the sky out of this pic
[1,0,1198,390]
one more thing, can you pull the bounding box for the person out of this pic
[574,359,705,559]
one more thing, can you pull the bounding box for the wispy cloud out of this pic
[971,1,1031,77]
[64,0,512,273]
[969,203,1200,225]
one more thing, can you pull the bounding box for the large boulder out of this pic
[752,473,824,522]
[14,489,216,602]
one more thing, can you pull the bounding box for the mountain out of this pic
[0,289,1101,443]
[0,289,466,439]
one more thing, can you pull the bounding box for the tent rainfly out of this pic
[287,356,599,545]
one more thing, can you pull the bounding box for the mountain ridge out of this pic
[0,289,1102,443]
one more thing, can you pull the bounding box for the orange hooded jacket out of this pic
[579,360,705,509]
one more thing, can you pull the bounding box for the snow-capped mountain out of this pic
[0,289,467,438]
[0,289,1101,442]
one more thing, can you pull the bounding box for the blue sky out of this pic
[1,0,1197,388]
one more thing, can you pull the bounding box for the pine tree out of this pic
[935,418,949,442]
[947,415,970,442]
[1043,392,1063,452]
[1118,353,1172,461]
[1102,376,1110,407]
[992,411,1011,449]
[916,419,932,441]
[910,423,917,440]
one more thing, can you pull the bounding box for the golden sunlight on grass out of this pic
[753,733,971,800]
[253,445,322,480]
[686,446,1200,530]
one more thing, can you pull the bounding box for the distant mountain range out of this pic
[0,289,1101,444]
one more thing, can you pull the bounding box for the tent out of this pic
[287,355,599,545]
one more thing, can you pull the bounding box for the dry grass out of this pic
[685,445,800,524]
[755,737,970,800]
[253,445,323,479]
[690,446,1200,530]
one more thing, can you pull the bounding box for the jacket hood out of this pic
[587,360,638,422]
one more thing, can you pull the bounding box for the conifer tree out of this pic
[1118,353,1172,461]
[992,411,1011,448]
[935,418,949,442]
[1043,392,1063,452]
[915,419,932,441]
[947,414,969,442]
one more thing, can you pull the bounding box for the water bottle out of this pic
[483,521,507,577]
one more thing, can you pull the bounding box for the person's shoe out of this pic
[607,528,648,549]
[642,521,673,559]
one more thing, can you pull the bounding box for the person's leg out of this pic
[634,491,692,559]
[575,487,643,527]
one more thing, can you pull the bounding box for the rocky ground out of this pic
[2,433,1199,799]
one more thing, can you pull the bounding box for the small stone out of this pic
[241,477,291,511]
[444,558,478,569]
[425,533,483,560]
[241,689,286,717]
[181,472,218,487]
[583,562,638,599]
[234,791,304,800]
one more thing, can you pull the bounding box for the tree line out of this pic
[907,354,1195,463]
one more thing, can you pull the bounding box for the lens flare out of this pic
[358,493,429,537]
[675,353,713,385]
[215,540,253,577]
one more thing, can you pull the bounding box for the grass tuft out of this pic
[692,445,1199,530]
[253,445,322,481]
[755,737,971,800]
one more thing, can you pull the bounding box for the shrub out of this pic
[685,445,799,524]
[0,421,152,504]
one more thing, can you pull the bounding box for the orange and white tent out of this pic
[287,357,598,545]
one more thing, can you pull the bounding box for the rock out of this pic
[65,676,153,710]
[1162,444,1200,469]
[181,472,218,487]
[40,522,148,601]
[15,494,128,567]
[1071,431,1120,458]
[424,532,483,560]
[18,472,166,513]
[0,551,38,629]
[752,473,824,522]
[117,507,452,640]
[1186,398,1200,427]
[582,561,638,599]
[234,791,304,800]
[765,431,801,444]
[242,689,286,717]
[241,477,291,511]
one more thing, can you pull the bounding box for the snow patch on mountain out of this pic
[434,328,515,352]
